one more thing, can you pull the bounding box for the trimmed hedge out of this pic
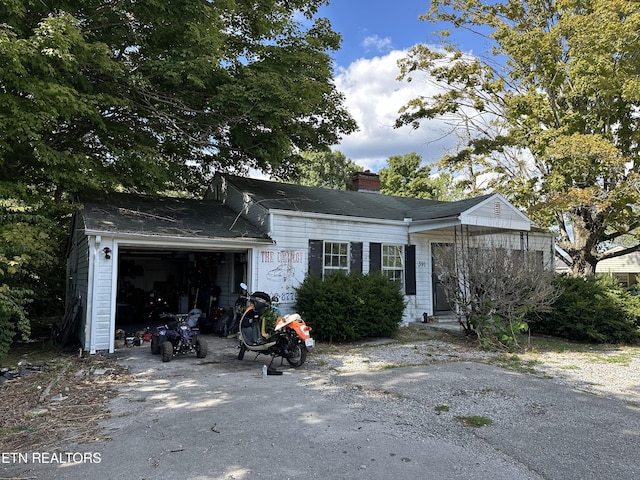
[295,271,406,342]
[527,274,640,344]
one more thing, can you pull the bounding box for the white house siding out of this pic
[461,196,531,231]
[412,231,461,320]
[528,231,555,267]
[471,231,554,266]
[262,212,425,323]
[86,236,115,353]
[597,249,640,274]
[595,247,640,287]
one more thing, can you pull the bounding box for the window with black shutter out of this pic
[404,244,416,295]
[370,242,381,272]
[350,242,363,274]
[308,240,323,277]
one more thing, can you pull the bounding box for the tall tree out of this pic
[379,152,462,200]
[395,0,640,277]
[1,0,356,198]
[287,150,362,190]
[0,0,356,357]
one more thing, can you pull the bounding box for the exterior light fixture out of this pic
[103,247,111,259]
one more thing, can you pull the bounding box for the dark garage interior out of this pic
[115,248,248,334]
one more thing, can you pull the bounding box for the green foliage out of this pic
[0,283,31,365]
[0,199,50,363]
[397,0,640,277]
[528,275,640,344]
[378,153,463,200]
[286,150,362,190]
[1,1,356,196]
[455,415,493,428]
[0,1,356,360]
[0,196,71,363]
[295,271,406,342]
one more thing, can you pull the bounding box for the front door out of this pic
[431,243,453,312]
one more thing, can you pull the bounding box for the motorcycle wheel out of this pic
[285,343,307,367]
[195,336,208,358]
[161,341,173,362]
[238,343,246,360]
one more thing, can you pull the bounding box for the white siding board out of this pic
[269,214,425,323]
[91,238,115,352]
[597,251,640,274]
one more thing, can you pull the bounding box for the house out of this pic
[557,246,640,289]
[65,172,554,353]
[596,246,640,289]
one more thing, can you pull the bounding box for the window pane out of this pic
[382,244,403,287]
[323,241,349,276]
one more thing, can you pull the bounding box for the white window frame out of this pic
[382,244,404,286]
[323,241,349,276]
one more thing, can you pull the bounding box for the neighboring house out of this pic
[557,246,640,289]
[66,172,554,353]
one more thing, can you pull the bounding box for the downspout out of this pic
[108,242,119,353]
[88,235,101,354]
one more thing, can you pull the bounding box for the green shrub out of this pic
[295,271,406,342]
[528,274,640,344]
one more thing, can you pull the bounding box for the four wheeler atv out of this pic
[150,313,207,362]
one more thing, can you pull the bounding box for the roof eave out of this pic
[83,230,274,247]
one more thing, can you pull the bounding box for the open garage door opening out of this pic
[115,248,248,335]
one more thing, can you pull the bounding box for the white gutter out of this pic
[82,230,274,248]
[268,208,408,226]
[407,216,531,233]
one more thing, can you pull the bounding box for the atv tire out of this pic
[150,334,163,354]
[161,341,173,362]
[195,336,208,358]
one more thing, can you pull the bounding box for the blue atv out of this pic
[150,311,208,362]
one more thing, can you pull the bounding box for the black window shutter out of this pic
[404,244,416,295]
[308,240,323,277]
[350,242,363,274]
[370,242,381,273]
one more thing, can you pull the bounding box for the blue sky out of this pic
[318,1,431,70]
[314,1,482,173]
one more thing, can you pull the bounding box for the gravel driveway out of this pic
[3,326,640,480]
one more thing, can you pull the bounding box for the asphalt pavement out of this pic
[3,335,639,480]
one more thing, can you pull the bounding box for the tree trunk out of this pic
[566,210,600,278]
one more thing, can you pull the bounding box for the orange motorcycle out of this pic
[236,283,314,368]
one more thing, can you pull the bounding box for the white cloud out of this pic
[361,35,393,53]
[332,49,460,173]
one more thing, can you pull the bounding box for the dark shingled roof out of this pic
[223,175,493,221]
[80,193,270,240]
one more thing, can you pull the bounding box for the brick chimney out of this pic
[351,171,380,193]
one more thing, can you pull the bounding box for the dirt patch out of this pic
[0,346,132,451]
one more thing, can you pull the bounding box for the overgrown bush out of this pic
[527,274,640,344]
[295,271,406,342]
[434,242,559,350]
[0,197,67,364]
